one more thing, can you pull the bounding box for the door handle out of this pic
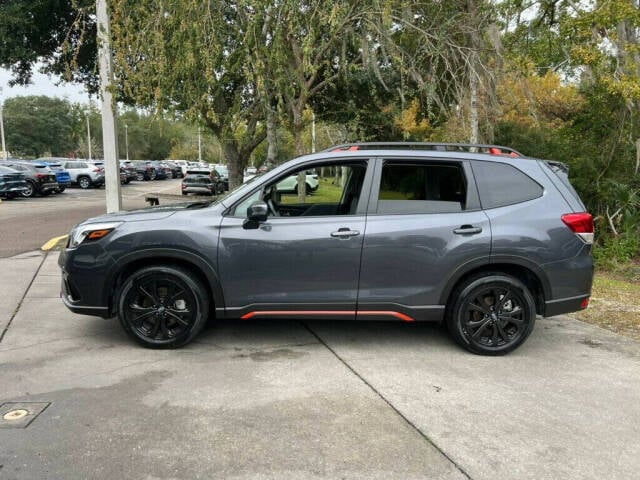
[331,228,360,238]
[453,225,482,235]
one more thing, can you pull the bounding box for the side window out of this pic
[377,162,467,214]
[472,161,543,209]
[230,160,368,218]
[274,162,367,216]
[232,189,262,217]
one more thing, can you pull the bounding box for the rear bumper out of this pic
[183,186,213,195]
[544,294,590,317]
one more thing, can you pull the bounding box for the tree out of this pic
[111,0,266,188]
[0,0,97,91]
[3,95,78,158]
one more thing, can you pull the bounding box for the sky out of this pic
[0,68,90,105]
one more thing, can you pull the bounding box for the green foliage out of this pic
[0,0,97,91]
[3,96,78,158]
[594,234,640,269]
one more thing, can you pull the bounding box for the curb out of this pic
[41,235,69,251]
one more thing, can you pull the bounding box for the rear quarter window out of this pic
[472,161,543,209]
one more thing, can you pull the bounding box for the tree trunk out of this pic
[266,103,278,167]
[224,141,243,190]
[292,107,307,202]
[469,66,479,144]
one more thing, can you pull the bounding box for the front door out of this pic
[218,160,372,320]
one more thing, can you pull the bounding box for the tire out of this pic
[306,183,313,195]
[21,181,36,198]
[150,170,157,181]
[57,186,66,193]
[182,191,188,196]
[136,172,145,182]
[117,265,210,349]
[78,176,91,189]
[446,273,536,355]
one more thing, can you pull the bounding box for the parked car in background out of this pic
[130,160,155,181]
[181,168,224,196]
[0,165,28,199]
[148,161,169,179]
[0,160,58,197]
[164,161,183,179]
[213,164,229,191]
[61,159,105,189]
[171,160,189,176]
[274,170,319,194]
[36,158,72,193]
[119,161,137,183]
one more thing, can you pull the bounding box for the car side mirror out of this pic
[243,201,268,229]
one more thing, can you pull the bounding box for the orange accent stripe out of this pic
[358,311,415,322]
[240,310,414,322]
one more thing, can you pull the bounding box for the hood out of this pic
[80,200,215,225]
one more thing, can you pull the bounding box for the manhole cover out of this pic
[0,402,50,429]
[3,409,29,421]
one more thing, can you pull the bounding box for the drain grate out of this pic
[0,402,50,429]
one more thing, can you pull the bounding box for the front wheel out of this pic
[78,176,91,189]
[21,181,36,198]
[117,265,210,348]
[446,274,536,355]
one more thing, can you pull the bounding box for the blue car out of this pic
[37,158,72,193]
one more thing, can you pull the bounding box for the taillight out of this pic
[562,213,594,244]
[35,173,48,179]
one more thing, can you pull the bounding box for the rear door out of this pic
[357,157,492,321]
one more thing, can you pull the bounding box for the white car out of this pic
[275,171,319,193]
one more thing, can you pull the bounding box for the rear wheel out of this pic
[136,172,145,181]
[446,274,536,355]
[117,265,210,348]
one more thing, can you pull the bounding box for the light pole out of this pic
[86,110,92,161]
[0,87,7,160]
[198,126,202,162]
[125,124,129,161]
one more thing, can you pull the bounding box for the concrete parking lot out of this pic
[0,250,639,479]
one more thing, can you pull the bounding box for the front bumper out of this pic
[58,247,114,318]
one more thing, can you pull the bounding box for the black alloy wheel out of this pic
[136,171,145,181]
[447,274,536,355]
[118,265,209,348]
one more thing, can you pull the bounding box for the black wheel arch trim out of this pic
[439,255,552,306]
[104,248,225,316]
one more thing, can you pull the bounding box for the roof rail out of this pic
[325,142,523,157]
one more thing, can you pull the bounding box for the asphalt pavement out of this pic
[0,179,183,258]
[0,250,639,479]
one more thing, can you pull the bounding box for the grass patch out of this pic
[571,273,640,340]
[280,177,343,204]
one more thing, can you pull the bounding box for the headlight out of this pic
[68,222,123,248]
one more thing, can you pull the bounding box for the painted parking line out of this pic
[41,235,69,251]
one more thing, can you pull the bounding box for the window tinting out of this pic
[472,161,543,209]
[378,162,466,214]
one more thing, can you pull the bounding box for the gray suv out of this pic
[59,143,594,354]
